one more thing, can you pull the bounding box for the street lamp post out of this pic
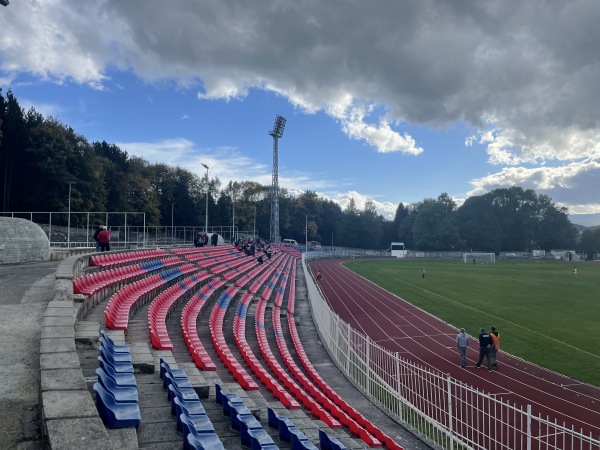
[171,202,176,245]
[202,163,209,233]
[67,181,76,247]
[231,189,235,243]
[253,205,256,240]
[305,215,308,253]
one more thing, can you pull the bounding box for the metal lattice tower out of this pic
[269,115,286,243]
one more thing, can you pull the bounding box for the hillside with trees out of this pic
[1,88,594,254]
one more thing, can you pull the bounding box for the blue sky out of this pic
[1,1,599,225]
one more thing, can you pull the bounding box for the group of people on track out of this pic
[456,327,501,371]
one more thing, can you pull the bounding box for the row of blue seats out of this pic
[266,404,318,450]
[160,358,224,450]
[93,331,141,429]
[214,380,279,449]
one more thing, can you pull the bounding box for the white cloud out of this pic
[468,158,600,213]
[2,0,600,214]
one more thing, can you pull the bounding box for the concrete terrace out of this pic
[5,246,429,449]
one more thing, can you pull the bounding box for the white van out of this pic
[283,239,298,247]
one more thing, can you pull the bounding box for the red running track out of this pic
[310,259,600,445]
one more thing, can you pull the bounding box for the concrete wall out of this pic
[0,217,50,264]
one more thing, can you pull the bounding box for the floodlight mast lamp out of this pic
[268,114,286,244]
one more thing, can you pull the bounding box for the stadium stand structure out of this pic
[42,243,408,449]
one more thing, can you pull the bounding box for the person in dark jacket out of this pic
[475,328,493,371]
[211,233,218,246]
[93,225,103,252]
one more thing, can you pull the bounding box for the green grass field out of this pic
[343,258,600,386]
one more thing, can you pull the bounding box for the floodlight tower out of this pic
[268,114,286,244]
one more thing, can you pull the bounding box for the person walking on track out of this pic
[475,328,494,371]
[490,326,500,369]
[456,328,470,368]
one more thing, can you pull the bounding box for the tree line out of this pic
[1,88,597,255]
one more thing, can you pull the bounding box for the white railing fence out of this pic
[302,252,600,450]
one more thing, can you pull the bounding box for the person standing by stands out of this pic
[490,326,500,369]
[93,224,103,252]
[475,328,493,371]
[97,226,112,252]
[456,328,469,368]
[211,232,218,246]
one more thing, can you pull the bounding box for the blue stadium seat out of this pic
[237,413,263,447]
[99,333,131,354]
[95,367,138,403]
[246,427,277,450]
[93,382,141,429]
[319,429,347,450]
[95,365,136,388]
[98,344,132,363]
[98,348,133,372]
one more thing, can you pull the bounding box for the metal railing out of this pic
[0,211,247,248]
[302,251,600,450]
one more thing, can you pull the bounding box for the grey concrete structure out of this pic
[0,217,50,264]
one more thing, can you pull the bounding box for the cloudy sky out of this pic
[1,0,599,225]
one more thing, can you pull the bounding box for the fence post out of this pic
[527,404,532,450]
[395,352,403,420]
[447,373,454,449]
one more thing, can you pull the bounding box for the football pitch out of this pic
[343,258,600,387]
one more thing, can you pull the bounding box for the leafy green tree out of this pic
[361,200,383,250]
[457,194,503,252]
[412,193,462,250]
[578,228,600,260]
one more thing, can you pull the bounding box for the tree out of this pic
[578,228,600,260]
[457,194,503,252]
[361,200,383,250]
[412,194,462,250]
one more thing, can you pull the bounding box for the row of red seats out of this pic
[104,264,196,331]
[233,292,300,409]
[105,274,168,330]
[273,258,293,307]
[254,297,341,428]
[273,306,382,447]
[148,271,210,350]
[171,246,230,256]
[91,249,168,268]
[209,255,248,276]
[286,263,297,314]
[183,247,238,263]
[286,312,404,450]
[197,252,244,270]
[246,255,288,295]
[74,264,145,296]
[181,284,221,371]
[234,252,284,289]
[209,286,259,391]
[222,259,259,282]
[74,256,184,296]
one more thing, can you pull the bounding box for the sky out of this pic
[1,0,599,226]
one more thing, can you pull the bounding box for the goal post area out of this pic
[463,252,496,263]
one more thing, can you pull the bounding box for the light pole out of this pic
[231,188,235,243]
[305,215,308,253]
[202,163,209,234]
[171,202,176,245]
[67,181,76,247]
[253,205,256,240]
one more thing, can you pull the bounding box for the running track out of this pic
[310,259,600,444]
